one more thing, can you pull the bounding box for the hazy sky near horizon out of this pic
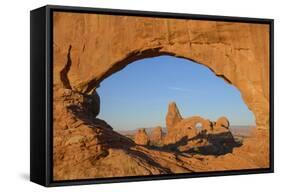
[97,56,255,130]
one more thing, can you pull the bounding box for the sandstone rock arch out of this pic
[54,12,269,130]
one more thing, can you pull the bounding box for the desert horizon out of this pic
[117,125,255,136]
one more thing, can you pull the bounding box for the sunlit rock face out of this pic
[166,102,183,133]
[134,128,150,145]
[53,12,269,130]
[162,102,238,156]
[150,126,164,144]
[163,102,233,144]
[52,12,270,180]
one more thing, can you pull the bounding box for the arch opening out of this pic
[195,122,203,132]
[52,13,271,180]
[96,55,256,136]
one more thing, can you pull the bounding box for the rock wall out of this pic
[53,12,270,131]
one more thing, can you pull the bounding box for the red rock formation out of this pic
[216,117,229,128]
[52,12,270,180]
[164,102,212,144]
[162,102,237,155]
[166,102,183,133]
[213,117,230,133]
[150,126,163,144]
[164,116,215,144]
[53,89,269,180]
[54,12,269,130]
[134,128,150,145]
[53,88,190,180]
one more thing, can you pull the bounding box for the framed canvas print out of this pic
[30,5,274,187]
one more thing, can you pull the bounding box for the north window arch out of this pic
[96,56,255,132]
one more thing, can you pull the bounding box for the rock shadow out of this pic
[128,149,172,173]
[150,131,242,156]
[185,131,242,156]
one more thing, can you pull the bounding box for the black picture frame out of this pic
[30,4,274,187]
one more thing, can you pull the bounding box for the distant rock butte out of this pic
[150,126,163,143]
[163,102,233,146]
[134,128,150,145]
[166,102,183,133]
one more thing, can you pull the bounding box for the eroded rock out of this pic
[52,12,270,180]
[162,102,237,155]
[150,126,163,144]
[166,102,183,132]
[134,128,150,145]
[53,12,269,130]
[215,117,229,129]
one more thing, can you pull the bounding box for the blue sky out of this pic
[97,56,255,130]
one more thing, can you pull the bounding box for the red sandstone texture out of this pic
[134,128,150,145]
[53,12,270,180]
[150,126,163,144]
